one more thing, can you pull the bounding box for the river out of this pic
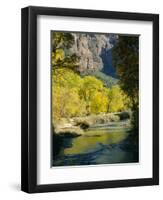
[52,126,139,167]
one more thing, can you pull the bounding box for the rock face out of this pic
[68,33,118,76]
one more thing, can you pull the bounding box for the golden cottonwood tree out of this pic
[108,86,126,113]
[51,32,129,129]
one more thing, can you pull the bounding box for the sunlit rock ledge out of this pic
[53,111,132,137]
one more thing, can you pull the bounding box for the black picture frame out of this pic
[21,6,159,193]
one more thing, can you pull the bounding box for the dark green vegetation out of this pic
[51,32,139,166]
[91,71,118,87]
[112,36,139,130]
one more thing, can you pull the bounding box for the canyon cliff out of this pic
[68,33,118,77]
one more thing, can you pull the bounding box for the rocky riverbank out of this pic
[53,112,131,137]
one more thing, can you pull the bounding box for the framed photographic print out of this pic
[21,6,159,193]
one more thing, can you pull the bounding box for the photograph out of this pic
[51,31,139,167]
[21,6,159,193]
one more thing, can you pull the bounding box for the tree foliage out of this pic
[51,32,131,127]
[112,36,139,128]
[51,32,80,71]
[80,76,108,115]
[52,32,75,50]
[92,71,118,87]
[108,85,128,113]
[52,68,127,123]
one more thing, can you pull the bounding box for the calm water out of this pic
[52,127,139,166]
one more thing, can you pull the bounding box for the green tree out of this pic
[51,32,80,71]
[52,32,74,50]
[112,36,139,128]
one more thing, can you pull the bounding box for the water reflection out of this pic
[52,128,139,166]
